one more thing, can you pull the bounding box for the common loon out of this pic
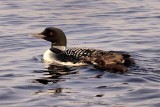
[32,27,134,72]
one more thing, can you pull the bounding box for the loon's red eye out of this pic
[50,32,54,36]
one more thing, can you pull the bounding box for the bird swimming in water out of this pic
[32,27,134,73]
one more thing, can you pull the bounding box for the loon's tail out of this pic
[92,51,135,73]
[121,53,135,67]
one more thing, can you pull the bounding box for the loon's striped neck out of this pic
[51,45,66,51]
[51,46,66,51]
[50,46,66,54]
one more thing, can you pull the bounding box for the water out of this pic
[0,0,160,107]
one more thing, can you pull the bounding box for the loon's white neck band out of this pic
[52,46,66,51]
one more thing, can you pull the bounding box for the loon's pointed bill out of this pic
[31,33,45,39]
[32,27,134,73]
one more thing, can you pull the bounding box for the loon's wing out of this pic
[55,47,134,72]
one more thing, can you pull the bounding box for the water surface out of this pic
[0,0,160,107]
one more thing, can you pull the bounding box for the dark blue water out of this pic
[0,0,160,107]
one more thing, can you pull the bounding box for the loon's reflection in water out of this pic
[32,65,80,95]
[34,63,138,85]
[33,63,114,87]
[34,65,79,84]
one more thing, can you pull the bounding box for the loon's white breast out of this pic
[43,49,55,63]
[43,46,66,63]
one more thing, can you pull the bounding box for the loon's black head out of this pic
[32,27,67,47]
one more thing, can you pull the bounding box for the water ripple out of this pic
[0,0,160,107]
